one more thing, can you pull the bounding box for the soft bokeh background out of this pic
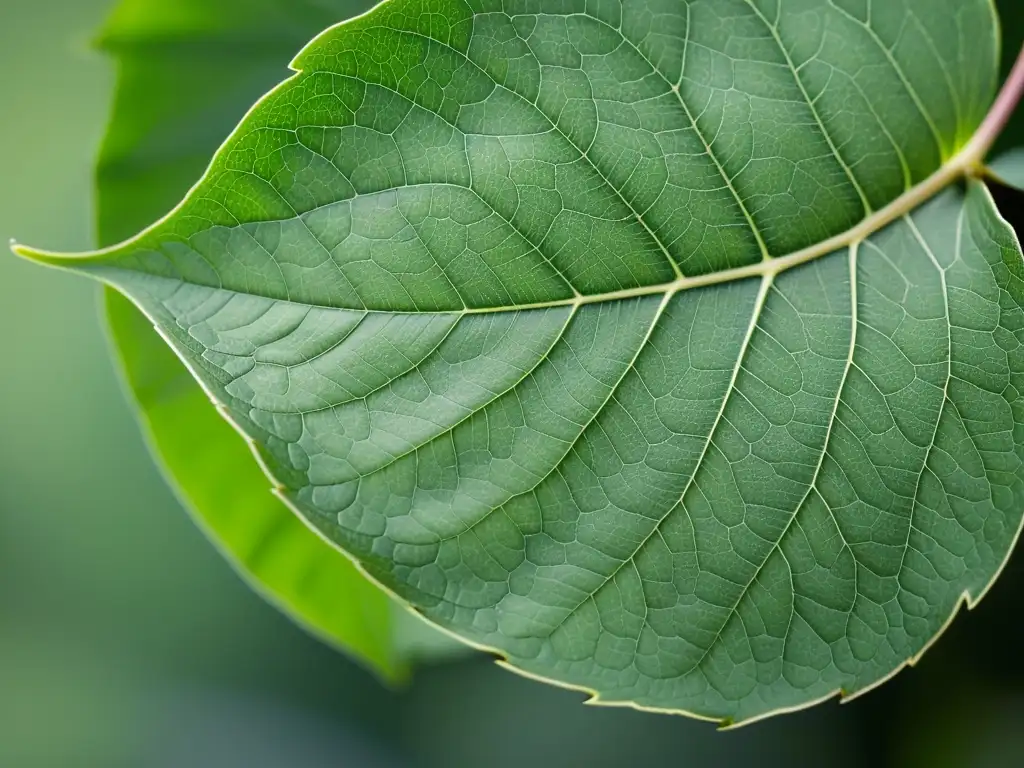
[1,2,1022,766]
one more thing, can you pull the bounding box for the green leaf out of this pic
[17,0,1024,722]
[92,0,466,681]
[104,287,409,676]
[990,149,1024,190]
[95,0,381,244]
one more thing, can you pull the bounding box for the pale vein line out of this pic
[448,149,969,315]
[827,0,947,159]
[743,0,873,216]
[895,209,956,585]
[433,291,674,545]
[338,303,580,483]
[264,314,465,417]
[906,12,963,138]
[691,240,861,676]
[546,274,774,638]
[495,24,685,280]
[593,13,773,261]
[35,80,982,320]
[139,146,968,320]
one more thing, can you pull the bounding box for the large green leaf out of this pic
[17,0,1024,723]
[93,0,464,681]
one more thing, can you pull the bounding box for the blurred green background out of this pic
[1,2,1023,766]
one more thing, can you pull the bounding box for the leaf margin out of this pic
[12,0,1024,726]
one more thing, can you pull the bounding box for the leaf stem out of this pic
[964,43,1024,166]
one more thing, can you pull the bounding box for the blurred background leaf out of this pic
[1,0,1023,766]
[997,0,1024,154]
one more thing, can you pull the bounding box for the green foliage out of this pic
[93,0,464,682]
[14,0,1024,723]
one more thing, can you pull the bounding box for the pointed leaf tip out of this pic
[17,0,1024,724]
[11,242,105,271]
[11,242,63,267]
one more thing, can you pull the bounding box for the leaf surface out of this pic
[19,0,1024,722]
[94,0,465,682]
[991,150,1024,191]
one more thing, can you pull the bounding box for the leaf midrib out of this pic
[102,145,979,318]
[531,209,961,675]
[28,7,990,318]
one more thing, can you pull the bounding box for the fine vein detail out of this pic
[12,0,1024,728]
[9,136,993,316]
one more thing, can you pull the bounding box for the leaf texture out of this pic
[94,0,465,681]
[17,0,1024,722]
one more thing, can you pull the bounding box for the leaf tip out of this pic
[12,241,63,266]
[10,241,98,271]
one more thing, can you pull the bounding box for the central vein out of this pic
[450,147,979,316]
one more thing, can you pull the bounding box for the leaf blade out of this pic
[90,0,467,681]
[105,288,412,679]
[15,0,1024,722]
